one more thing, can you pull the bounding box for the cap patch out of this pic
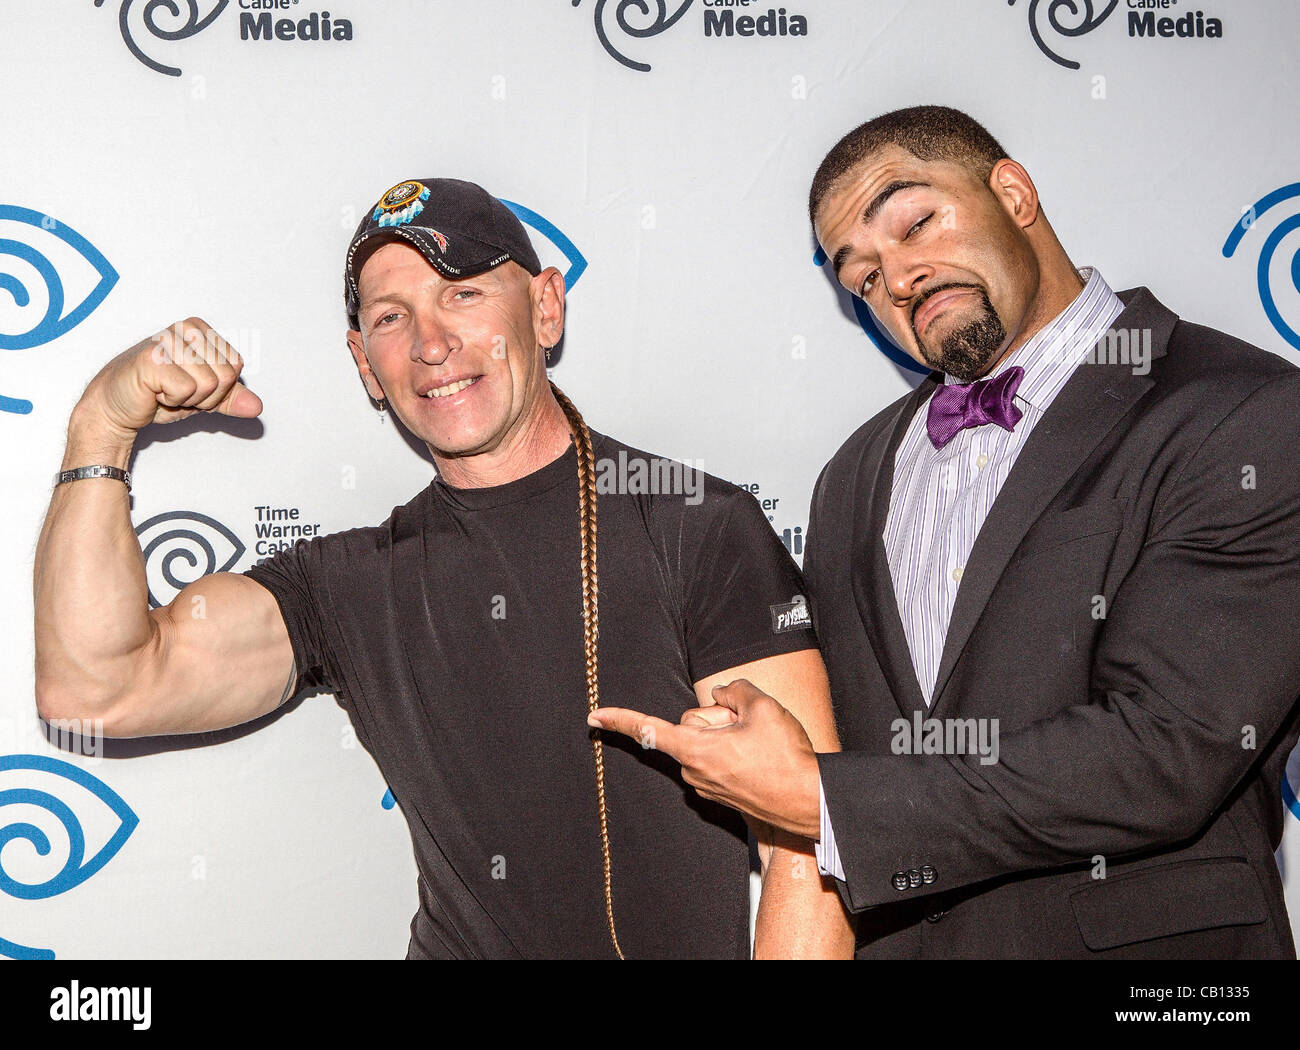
[373,181,432,228]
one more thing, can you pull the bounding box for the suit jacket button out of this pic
[920,864,937,884]
[925,909,947,924]
[907,868,923,888]
[892,871,910,891]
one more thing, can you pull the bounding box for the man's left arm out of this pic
[691,649,855,959]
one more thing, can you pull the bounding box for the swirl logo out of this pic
[571,0,695,72]
[1,206,119,415]
[1222,184,1300,354]
[1007,0,1118,70]
[812,245,929,376]
[500,202,588,292]
[93,0,229,77]
[1,754,139,960]
[136,511,247,609]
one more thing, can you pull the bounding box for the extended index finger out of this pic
[588,707,691,760]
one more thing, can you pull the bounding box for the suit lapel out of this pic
[926,287,1175,717]
[850,373,940,717]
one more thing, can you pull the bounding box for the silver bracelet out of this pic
[54,465,132,491]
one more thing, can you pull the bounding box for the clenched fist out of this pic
[80,317,263,439]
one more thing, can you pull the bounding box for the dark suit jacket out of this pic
[806,287,1300,958]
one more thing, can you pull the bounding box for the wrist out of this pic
[64,402,137,472]
[777,753,823,840]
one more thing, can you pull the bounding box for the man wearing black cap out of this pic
[33,177,854,959]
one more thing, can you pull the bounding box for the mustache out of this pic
[911,282,986,329]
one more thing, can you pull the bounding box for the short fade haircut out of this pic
[808,105,1010,227]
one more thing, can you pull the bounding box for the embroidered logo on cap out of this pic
[373,181,432,229]
[770,597,812,634]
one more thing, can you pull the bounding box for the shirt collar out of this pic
[943,267,1125,413]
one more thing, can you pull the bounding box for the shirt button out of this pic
[951,566,964,583]
[975,453,989,469]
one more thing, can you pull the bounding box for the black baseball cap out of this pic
[344,177,542,327]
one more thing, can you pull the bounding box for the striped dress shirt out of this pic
[816,267,1126,882]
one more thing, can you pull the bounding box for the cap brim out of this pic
[346,224,527,323]
[350,225,516,285]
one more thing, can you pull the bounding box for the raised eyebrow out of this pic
[830,179,931,280]
[863,180,930,227]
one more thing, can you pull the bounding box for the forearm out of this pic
[819,685,1273,912]
[753,827,855,959]
[34,405,152,716]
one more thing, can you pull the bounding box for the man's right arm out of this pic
[32,318,291,738]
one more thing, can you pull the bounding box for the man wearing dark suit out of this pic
[591,105,1300,958]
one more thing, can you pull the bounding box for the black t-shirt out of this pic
[241,430,816,959]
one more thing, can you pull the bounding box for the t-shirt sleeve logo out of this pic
[770,596,813,634]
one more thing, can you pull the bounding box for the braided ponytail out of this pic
[550,381,624,960]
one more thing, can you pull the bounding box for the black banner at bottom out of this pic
[0,959,1292,1037]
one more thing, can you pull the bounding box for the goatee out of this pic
[915,287,1007,384]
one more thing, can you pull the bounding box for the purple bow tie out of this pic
[926,366,1025,449]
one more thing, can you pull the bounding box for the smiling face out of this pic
[814,144,1043,382]
[346,242,564,462]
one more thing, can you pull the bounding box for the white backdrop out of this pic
[3,0,1298,958]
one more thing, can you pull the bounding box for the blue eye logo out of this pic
[1,754,140,960]
[1,205,119,415]
[1222,183,1300,354]
[135,511,247,609]
[93,0,229,77]
[1006,0,1118,70]
[813,245,929,376]
[499,202,588,293]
